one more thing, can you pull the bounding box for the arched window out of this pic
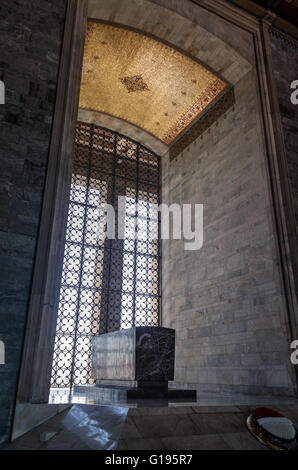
[50,122,161,388]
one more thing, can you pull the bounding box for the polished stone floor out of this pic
[50,386,298,408]
[1,390,298,450]
[117,402,298,450]
[0,405,128,450]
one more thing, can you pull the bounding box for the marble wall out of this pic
[0,0,67,443]
[269,31,298,297]
[162,65,295,396]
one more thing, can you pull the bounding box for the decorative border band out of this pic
[169,87,235,161]
[268,27,298,49]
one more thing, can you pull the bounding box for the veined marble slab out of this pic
[92,327,175,383]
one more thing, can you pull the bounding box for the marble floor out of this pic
[1,391,298,450]
[0,405,128,450]
[117,402,298,450]
[50,386,298,408]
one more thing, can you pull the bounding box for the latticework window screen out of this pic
[50,122,161,387]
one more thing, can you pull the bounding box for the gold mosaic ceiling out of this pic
[79,21,228,145]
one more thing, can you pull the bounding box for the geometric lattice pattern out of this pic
[51,123,161,388]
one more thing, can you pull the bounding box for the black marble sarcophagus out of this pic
[92,327,175,397]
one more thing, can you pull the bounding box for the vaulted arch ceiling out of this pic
[79,21,229,146]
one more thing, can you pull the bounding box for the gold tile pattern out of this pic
[79,21,228,145]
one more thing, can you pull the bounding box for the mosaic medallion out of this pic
[119,75,149,93]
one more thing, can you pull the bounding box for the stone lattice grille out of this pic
[50,122,161,388]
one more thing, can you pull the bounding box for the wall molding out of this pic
[268,27,298,49]
[191,0,259,32]
[16,0,88,403]
[259,18,298,355]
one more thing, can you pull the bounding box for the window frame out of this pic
[50,122,161,388]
